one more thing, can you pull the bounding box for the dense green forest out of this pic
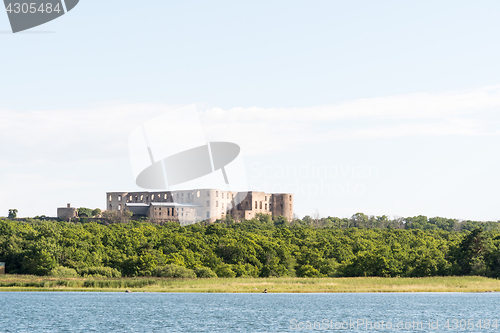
[1,214,500,279]
[293,212,500,232]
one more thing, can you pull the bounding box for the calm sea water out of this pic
[0,292,499,332]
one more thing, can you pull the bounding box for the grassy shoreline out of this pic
[1,275,500,293]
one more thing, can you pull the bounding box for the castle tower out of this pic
[271,193,294,221]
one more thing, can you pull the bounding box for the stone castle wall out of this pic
[57,204,78,221]
[106,189,293,225]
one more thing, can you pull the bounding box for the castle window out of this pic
[152,194,155,200]
[265,203,267,210]
[118,204,121,211]
[216,191,218,197]
[221,193,224,199]
[135,196,138,202]
[197,191,200,198]
[255,201,257,209]
[289,195,292,201]
[146,195,149,201]
[164,194,167,200]
[118,195,122,202]
[159,212,162,216]
[181,193,184,197]
[206,211,210,218]
[108,195,112,202]
[140,195,144,201]
[265,196,267,201]
[281,204,283,210]
[167,209,170,216]
[129,196,132,201]
[260,201,262,209]
[216,201,218,207]
[109,204,112,210]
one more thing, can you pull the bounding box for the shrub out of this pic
[92,208,102,217]
[296,264,323,278]
[79,266,122,278]
[232,263,259,277]
[194,267,217,278]
[215,264,236,278]
[102,210,133,224]
[321,259,340,277]
[49,266,78,278]
[155,264,196,278]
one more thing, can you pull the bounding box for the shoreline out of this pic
[1,276,500,293]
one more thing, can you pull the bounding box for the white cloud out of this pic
[0,86,499,164]
[200,86,500,155]
[1,86,500,217]
[2,86,500,162]
[203,85,500,122]
[328,118,487,139]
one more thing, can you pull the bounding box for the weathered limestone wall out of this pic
[57,204,78,221]
[106,189,294,224]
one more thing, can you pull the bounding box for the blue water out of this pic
[0,292,499,332]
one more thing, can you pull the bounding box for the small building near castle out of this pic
[57,203,78,221]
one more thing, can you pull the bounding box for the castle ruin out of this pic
[106,189,293,225]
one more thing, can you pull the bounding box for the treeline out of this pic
[1,215,500,279]
[293,213,500,232]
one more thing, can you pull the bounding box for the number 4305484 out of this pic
[5,3,62,14]
[444,319,498,330]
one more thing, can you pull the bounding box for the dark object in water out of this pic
[263,289,268,293]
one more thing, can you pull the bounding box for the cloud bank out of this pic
[1,85,500,217]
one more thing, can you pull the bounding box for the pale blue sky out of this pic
[1,1,500,220]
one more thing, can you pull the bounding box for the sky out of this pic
[1,0,500,220]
